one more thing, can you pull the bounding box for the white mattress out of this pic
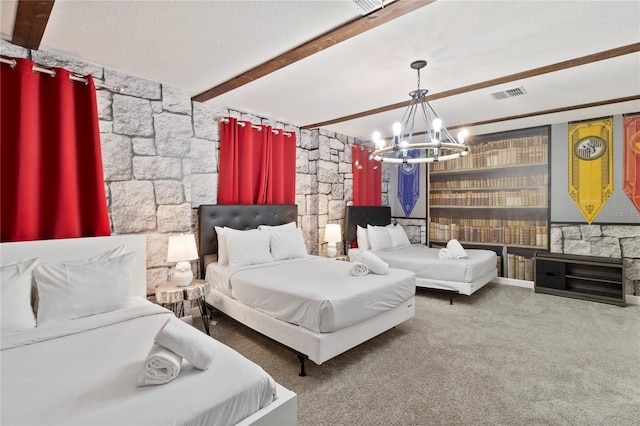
[206,256,416,333]
[374,245,497,284]
[1,298,277,426]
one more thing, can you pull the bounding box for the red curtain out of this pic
[1,57,110,242]
[218,118,296,204]
[352,144,382,206]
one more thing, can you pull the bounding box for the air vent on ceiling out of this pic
[353,0,394,16]
[490,86,528,100]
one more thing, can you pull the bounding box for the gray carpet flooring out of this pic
[195,283,640,425]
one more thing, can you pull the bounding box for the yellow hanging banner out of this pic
[568,117,613,224]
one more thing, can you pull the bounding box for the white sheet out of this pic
[374,245,497,284]
[206,256,415,333]
[1,298,277,426]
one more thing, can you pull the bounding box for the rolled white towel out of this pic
[351,262,369,276]
[137,343,183,387]
[154,316,217,370]
[438,248,454,259]
[358,250,389,275]
[447,239,468,259]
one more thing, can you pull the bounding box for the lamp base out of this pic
[327,242,337,258]
[172,262,193,287]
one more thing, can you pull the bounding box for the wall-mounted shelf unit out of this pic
[428,126,550,279]
[534,252,625,306]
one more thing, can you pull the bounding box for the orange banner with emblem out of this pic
[623,113,640,212]
[568,117,613,224]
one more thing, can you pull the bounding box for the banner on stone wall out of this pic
[568,117,613,224]
[623,113,640,213]
[390,149,427,218]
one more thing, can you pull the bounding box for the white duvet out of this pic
[1,298,277,426]
[206,256,416,333]
[374,245,497,283]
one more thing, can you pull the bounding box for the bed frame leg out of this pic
[450,294,454,305]
[297,354,307,377]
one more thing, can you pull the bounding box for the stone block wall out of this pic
[1,40,389,295]
[550,224,640,296]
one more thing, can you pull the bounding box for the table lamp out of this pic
[167,233,198,287]
[324,224,342,258]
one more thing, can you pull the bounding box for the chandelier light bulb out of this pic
[432,118,442,132]
[400,140,408,148]
[457,129,468,144]
[392,122,402,136]
[372,131,381,142]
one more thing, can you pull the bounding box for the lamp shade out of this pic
[324,224,342,243]
[167,234,198,262]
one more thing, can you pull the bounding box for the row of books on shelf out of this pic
[507,254,534,281]
[429,222,549,247]
[432,135,548,171]
[430,174,548,190]
[430,188,548,207]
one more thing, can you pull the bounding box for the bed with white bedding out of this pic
[198,204,416,375]
[1,235,296,426]
[345,206,498,296]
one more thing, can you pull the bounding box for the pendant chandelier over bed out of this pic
[371,60,470,164]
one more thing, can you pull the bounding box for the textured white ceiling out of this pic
[1,0,639,139]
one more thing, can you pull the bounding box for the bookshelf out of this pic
[429,126,550,279]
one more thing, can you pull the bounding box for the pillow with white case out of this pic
[1,258,39,335]
[257,222,296,231]
[386,223,411,248]
[269,228,308,261]
[367,225,393,252]
[225,228,273,267]
[214,226,228,265]
[356,225,370,250]
[35,252,135,325]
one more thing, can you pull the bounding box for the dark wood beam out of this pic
[302,42,640,129]
[11,0,55,50]
[192,0,435,103]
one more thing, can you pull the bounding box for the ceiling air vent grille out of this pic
[353,0,391,16]
[490,86,527,100]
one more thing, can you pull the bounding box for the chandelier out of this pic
[371,60,469,164]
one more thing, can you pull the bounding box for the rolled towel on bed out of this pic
[154,317,217,370]
[438,248,454,259]
[351,262,369,276]
[137,343,183,387]
[447,239,468,259]
[357,250,389,275]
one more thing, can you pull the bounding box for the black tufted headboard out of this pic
[197,204,298,278]
[344,206,392,246]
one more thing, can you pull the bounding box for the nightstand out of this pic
[155,279,211,335]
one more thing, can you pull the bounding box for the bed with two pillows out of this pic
[198,204,416,375]
[1,235,296,426]
[345,206,498,296]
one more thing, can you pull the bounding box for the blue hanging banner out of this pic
[397,149,420,217]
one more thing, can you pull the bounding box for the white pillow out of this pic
[214,226,228,265]
[357,225,370,250]
[225,228,273,267]
[367,225,393,252]
[387,224,411,248]
[269,228,308,261]
[258,222,296,230]
[1,258,39,334]
[35,252,135,325]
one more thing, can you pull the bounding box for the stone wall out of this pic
[550,224,640,296]
[1,40,390,295]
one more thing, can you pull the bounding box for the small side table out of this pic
[156,279,211,335]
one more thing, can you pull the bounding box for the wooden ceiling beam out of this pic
[11,0,55,50]
[303,42,640,129]
[191,0,435,103]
